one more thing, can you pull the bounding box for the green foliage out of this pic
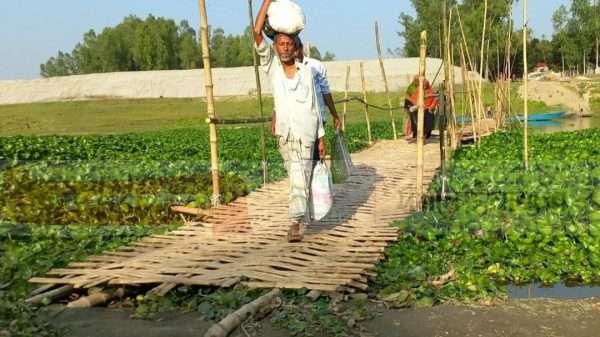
[0,223,172,336]
[0,297,61,337]
[0,127,268,225]
[376,128,600,304]
[41,15,335,77]
[400,0,599,76]
[132,286,264,321]
[271,294,349,337]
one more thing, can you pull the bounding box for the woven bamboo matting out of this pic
[30,140,440,293]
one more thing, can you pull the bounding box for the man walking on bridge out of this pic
[254,0,325,242]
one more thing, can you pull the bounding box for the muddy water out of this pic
[509,283,600,299]
[533,114,600,132]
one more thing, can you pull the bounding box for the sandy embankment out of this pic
[0,58,474,105]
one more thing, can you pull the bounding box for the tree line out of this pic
[398,0,600,78]
[41,15,335,78]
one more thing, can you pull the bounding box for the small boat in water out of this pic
[515,111,566,121]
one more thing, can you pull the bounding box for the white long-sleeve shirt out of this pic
[255,40,325,144]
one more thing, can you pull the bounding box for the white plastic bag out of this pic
[311,161,333,221]
[267,0,306,35]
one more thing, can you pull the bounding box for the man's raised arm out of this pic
[254,0,272,46]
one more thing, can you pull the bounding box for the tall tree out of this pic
[40,14,334,77]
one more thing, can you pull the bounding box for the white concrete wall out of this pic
[0,58,475,105]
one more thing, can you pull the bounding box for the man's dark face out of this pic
[275,34,296,64]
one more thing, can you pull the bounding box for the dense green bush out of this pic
[376,128,600,305]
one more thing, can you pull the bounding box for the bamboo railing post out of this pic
[416,31,427,211]
[442,0,456,153]
[343,65,351,132]
[248,0,268,184]
[506,6,513,122]
[360,62,373,144]
[198,0,220,206]
[476,0,488,146]
[460,45,477,143]
[522,0,529,170]
[375,21,397,140]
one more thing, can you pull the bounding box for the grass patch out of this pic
[0,84,556,136]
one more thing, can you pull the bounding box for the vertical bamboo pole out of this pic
[506,6,513,121]
[416,31,427,211]
[375,20,398,139]
[442,0,451,153]
[248,0,268,184]
[596,0,599,73]
[477,0,488,144]
[446,7,458,150]
[360,62,373,144]
[460,45,477,143]
[343,65,351,132]
[198,0,220,206]
[523,0,529,171]
[450,48,458,148]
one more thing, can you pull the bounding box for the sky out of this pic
[0,0,571,80]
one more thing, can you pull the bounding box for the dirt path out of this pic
[47,298,600,337]
[522,80,590,114]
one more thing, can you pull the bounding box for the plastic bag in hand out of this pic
[310,161,333,221]
[330,130,354,184]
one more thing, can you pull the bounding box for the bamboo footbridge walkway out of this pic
[29,139,440,294]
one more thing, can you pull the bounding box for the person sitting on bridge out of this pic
[405,77,438,139]
[254,0,326,242]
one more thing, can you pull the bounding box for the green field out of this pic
[0,84,556,136]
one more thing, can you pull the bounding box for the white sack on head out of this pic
[267,0,306,35]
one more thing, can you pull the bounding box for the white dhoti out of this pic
[278,135,314,223]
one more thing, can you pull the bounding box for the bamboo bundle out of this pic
[375,21,398,140]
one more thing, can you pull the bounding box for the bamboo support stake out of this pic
[360,62,373,144]
[523,0,529,170]
[198,0,220,206]
[26,285,74,305]
[416,31,427,211]
[460,45,477,143]
[375,20,397,139]
[343,65,351,132]
[204,289,281,337]
[248,0,268,184]
[596,0,599,72]
[442,0,456,153]
[67,288,124,308]
[506,6,513,121]
[476,0,487,145]
[450,47,458,149]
